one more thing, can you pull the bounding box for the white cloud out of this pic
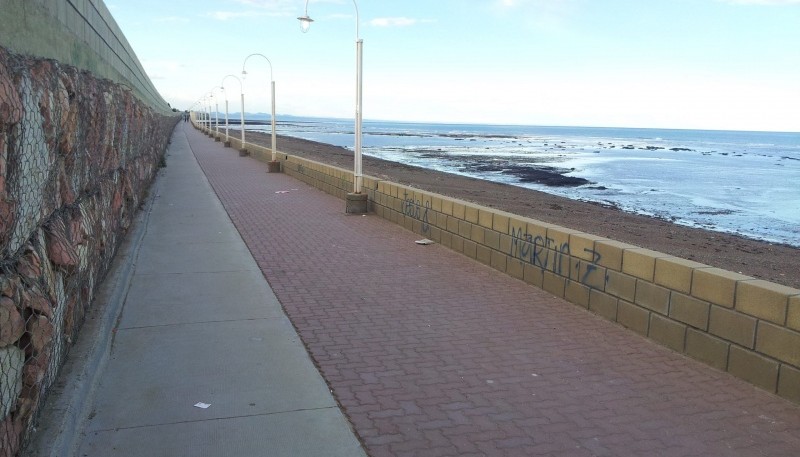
[207,11,253,21]
[368,17,425,27]
[227,0,346,16]
[329,13,355,20]
[716,0,800,4]
[154,16,190,24]
[490,0,577,29]
[493,0,573,9]
[142,59,184,74]
[229,0,295,12]
[495,0,528,7]
[206,0,297,21]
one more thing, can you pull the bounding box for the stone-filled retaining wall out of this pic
[205,123,800,405]
[0,47,177,456]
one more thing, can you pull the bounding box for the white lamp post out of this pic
[221,74,245,147]
[197,99,205,127]
[299,0,366,210]
[242,53,279,171]
[193,103,198,125]
[205,94,211,135]
[220,80,231,142]
[216,97,221,136]
[213,86,222,139]
[187,102,195,124]
[198,99,204,129]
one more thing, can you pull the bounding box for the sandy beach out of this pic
[242,131,799,289]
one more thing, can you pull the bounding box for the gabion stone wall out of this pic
[0,46,177,456]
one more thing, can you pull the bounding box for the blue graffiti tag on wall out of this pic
[576,248,602,286]
[402,191,431,233]
[509,226,604,287]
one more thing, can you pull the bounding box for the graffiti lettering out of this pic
[585,247,602,264]
[580,248,600,284]
[510,226,603,288]
[402,191,431,233]
[510,227,572,274]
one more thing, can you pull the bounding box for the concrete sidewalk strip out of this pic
[84,318,336,430]
[78,408,366,457]
[133,238,256,275]
[120,270,286,328]
[30,124,366,457]
[77,126,365,457]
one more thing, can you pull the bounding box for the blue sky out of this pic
[108,0,800,131]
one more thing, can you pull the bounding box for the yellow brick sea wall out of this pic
[207,125,800,404]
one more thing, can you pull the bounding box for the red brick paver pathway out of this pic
[183,124,800,457]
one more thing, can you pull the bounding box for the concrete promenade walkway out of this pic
[180,123,800,457]
[31,122,800,457]
[29,123,366,457]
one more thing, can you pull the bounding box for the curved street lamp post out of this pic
[221,74,246,148]
[205,94,212,136]
[198,98,205,129]
[220,81,231,142]
[242,53,279,171]
[213,86,223,140]
[299,0,366,213]
[193,100,201,126]
[194,102,202,126]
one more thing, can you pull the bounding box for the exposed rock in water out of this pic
[463,163,592,187]
[512,169,591,187]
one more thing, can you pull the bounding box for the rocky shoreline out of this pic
[243,130,799,289]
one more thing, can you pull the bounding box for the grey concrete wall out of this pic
[0,0,170,113]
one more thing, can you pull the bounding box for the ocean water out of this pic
[245,117,800,247]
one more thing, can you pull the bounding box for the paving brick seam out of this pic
[184,127,800,457]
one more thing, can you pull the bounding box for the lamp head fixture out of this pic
[297,15,313,33]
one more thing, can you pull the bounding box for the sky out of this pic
[107,0,800,132]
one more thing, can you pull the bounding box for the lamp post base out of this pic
[267,161,281,173]
[214,136,221,142]
[224,141,231,148]
[345,192,368,214]
[239,149,249,157]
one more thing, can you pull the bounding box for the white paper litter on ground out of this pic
[415,239,434,245]
[194,402,211,409]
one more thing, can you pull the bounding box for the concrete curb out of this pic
[23,168,165,457]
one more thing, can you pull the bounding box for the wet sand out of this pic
[244,131,799,289]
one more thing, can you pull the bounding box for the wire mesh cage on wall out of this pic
[0,47,177,456]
